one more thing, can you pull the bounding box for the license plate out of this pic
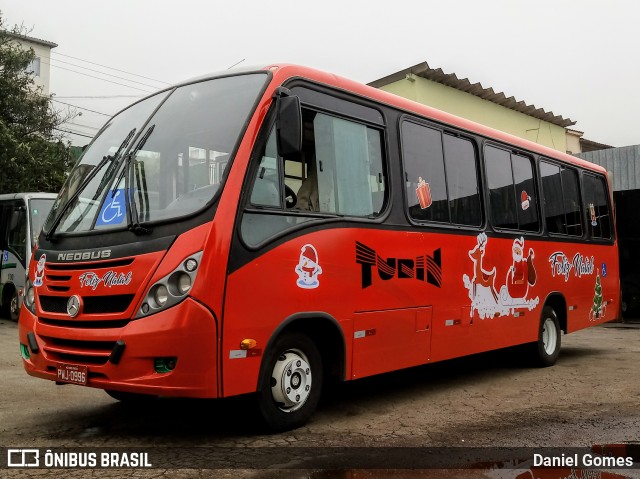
[56,364,88,385]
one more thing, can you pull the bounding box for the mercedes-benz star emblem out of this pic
[67,295,82,318]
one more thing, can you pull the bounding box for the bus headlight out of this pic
[137,252,202,318]
[153,284,169,308]
[23,281,36,314]
[170,272,192,296]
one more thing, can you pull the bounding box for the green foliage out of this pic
[0,14,73,193]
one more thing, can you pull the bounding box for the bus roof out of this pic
[263,64,608,176]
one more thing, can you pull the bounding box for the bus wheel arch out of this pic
[543,293,567,334]
[256,313,346,431]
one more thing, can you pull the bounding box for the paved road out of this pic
[1,317,639,477]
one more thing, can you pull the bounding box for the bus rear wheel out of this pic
[257,332,323,432]
[531,306,562,367]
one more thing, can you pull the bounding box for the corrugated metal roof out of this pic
[368,62,575,128]
[577,145,640,192]
[4,31,58,48]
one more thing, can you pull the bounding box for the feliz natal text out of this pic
[79,271,132,290]
[548,252,595,282]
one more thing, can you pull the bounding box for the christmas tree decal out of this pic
[590,270,605,321]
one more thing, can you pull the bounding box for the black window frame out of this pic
[581,171,614,242]
[539,158,585,239]
[238,83,392,250]
[484,143,541,234]
[399,115,484,231]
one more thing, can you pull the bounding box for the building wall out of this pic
[380,76,568,152]
[578,145,640,192]
[23,40,53,94]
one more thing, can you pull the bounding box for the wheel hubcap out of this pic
[542,318,557,355]
[271,349,312,413]
[10,296,18,315]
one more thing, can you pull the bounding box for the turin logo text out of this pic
[356,242,442,289]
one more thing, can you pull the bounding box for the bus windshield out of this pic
[45,72,268,235]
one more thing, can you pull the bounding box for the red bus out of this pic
[19,64,619,431]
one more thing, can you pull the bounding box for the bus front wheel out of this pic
[257,332,323,432]
[531,306,562,367]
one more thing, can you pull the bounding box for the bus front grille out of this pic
[40,336,116,366]
[39,295,135,315]
[38,317,131,329]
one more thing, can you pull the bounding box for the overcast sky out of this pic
[2,0,639,147]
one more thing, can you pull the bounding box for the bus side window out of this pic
[443,134,481,227]
[541,161,583,237]
[242,108,386,246]
[562,167,583,237]
[402,121,449,223]
[401,120,481,227]
[583,174,612,240]
[250,128,282,208]
[485,146,539,232]
[541,162,565,235]
[294,110,385,217]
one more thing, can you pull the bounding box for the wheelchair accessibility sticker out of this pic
[96,189,126,226]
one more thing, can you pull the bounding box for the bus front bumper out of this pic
[18,298,219,398]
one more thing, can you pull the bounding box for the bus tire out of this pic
[256,332,323,432]
[9,290,20,322]
[105,390,158,402]
[531,306,562,367]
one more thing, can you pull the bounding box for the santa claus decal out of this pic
[463,234,539,319]
[506,236,536,299]
[295,244,323,289]
[33,253,46,287]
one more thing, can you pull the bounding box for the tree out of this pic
[0,14,74,193]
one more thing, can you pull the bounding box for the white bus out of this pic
[0,193,56,320]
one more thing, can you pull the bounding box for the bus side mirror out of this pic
[275,90,302,157]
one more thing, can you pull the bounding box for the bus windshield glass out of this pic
[44,73,267,235]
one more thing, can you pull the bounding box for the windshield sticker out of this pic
[356,242,442,289]
[589,203,597,226]
[96,189,126,227]
[463,234,539,319]
[79,271,132,290]
[549,252,595,282]
[33,254,46,287]
[521,191,531,210]
[416,177,433,209]
[295,244,322,289]
[2,251,8,263]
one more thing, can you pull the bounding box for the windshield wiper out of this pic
[45,128,137,241]
[123,124,155,235]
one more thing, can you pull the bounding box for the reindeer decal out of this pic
[463,234,539,319]
[466,233,498,302]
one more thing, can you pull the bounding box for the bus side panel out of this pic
[352,307,431,378]
[222,227,619,397]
